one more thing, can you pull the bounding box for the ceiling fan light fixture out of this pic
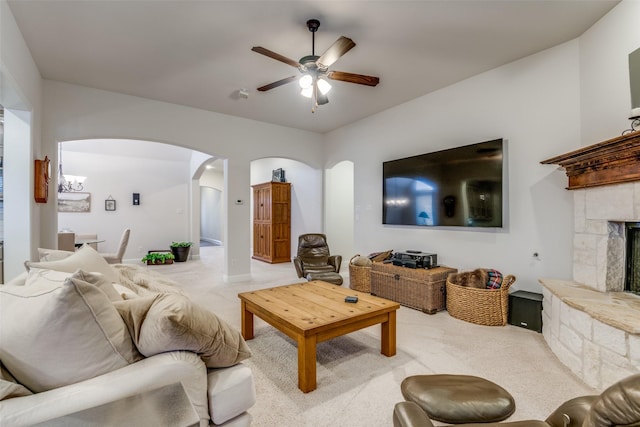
[299,74,313,89]
[317,78,332,95]
[301,86,313,98]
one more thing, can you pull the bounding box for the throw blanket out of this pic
[486,269,503,289]
[111,264,186,297]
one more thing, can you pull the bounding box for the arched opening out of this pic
[56,138,219,263]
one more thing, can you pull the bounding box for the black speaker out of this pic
[508,290,543,333]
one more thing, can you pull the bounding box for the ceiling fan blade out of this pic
[251,46,301,69]
[317,36,356,68]
[327,70,380,87]
[257,75,298,92]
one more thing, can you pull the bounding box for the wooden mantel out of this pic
[541,130,640,190]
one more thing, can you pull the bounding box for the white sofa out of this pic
[0,246,256,426]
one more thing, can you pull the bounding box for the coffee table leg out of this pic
[381,310,397,357]
[240,301,254,340]
[297,334,317,393]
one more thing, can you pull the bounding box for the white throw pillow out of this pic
[37,247,74,262]
[25,244,118,283]
[25,268,122,302]
[0,274,141,392]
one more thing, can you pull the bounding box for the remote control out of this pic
[345,296,358,303]
[405,250,421,253]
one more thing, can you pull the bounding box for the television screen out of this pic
[383,139,504,227]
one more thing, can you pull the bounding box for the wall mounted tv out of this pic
[383,138,505,228]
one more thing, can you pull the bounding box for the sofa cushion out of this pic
[25,244,118,284]
[25,268,121,302]
[0,273,141,392]
[0,363,32,401]
[115,293,251,368]
[207,363,256,425]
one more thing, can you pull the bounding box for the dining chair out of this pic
[100,228,130,264]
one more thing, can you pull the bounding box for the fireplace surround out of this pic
[540,130,640,389]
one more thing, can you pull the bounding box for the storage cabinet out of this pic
[252,181,291,263]
[371,263,457,314]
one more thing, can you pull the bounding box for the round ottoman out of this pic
[401,374,515,424]
[305,272,344,286]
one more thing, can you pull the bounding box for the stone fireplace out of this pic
[540,130,640,389]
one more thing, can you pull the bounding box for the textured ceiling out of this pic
[8,0,619,133]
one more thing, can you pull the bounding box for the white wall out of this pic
[250,158,323,259]
[326,41,582,293]
[0,0,43,281]
[325,161,354,266]
[579,0,640,144]
[57,149,192,262]
[41,81,324,280]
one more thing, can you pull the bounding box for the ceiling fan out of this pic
[251,19,380,112]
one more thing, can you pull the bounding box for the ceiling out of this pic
[8,0,619,134]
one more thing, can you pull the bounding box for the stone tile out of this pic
[602,364,637,389]
[568,306,592,339]
[593,320,627,356]
[585,183,634,220]
[585,219,608,235]
[574,233,597,252]
[573,264,597,289]
[559,324,583,355]
[583,341,601,388]
[557,342,582,378]
[574,190,586,233]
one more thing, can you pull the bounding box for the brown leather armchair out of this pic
[293,233,342,278]
[393,373,640,427]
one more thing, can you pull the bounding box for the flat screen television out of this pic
[383,138,505,228]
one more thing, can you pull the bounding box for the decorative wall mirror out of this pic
[34,156,50,203]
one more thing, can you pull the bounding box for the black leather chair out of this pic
[293,233,342,284]
[393,373,640,427]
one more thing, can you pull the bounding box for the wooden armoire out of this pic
[251,181,291,263]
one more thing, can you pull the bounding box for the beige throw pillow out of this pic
[0,274,141,392]
[25,244,118,283]
[114,293,251,368]
[37,247,74,262]
[25,268,121,302]
[0,363,32,401]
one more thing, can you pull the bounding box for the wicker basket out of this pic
[349,254,372,293]
[446,273,516,326]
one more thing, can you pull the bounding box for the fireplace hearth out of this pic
[541,131,640,389]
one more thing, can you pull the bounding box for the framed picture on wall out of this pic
[58,192,91,213]
[272,168,285,182]
[105,198,116,211]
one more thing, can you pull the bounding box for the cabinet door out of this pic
[254,186,271,221]
[253,223,272,260]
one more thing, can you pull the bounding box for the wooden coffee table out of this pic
[238,280,400,393]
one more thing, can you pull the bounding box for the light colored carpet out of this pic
[155,246,597,426]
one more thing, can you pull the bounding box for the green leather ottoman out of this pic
[401,374,515,423]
